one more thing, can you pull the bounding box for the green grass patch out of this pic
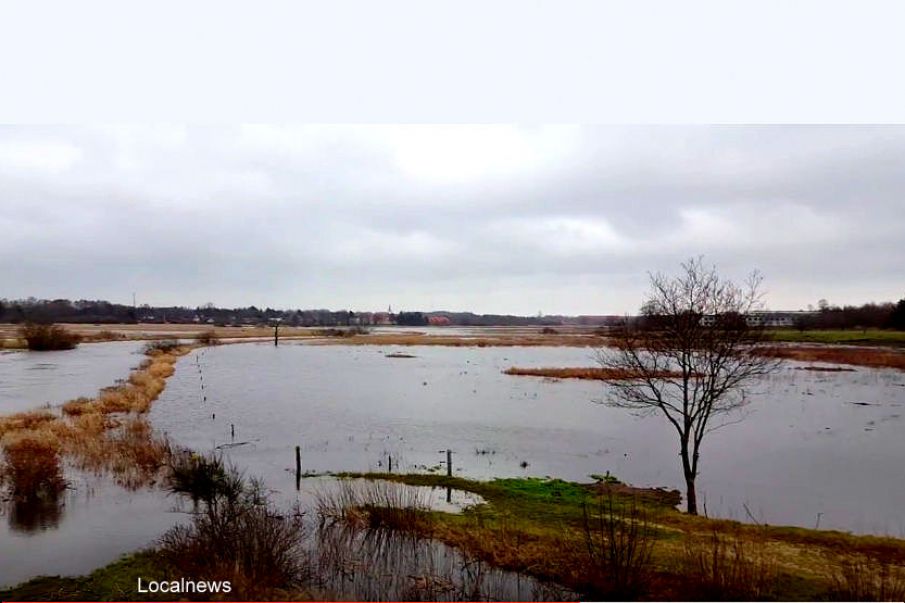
[768,329,905,346]
[0,551,174,602]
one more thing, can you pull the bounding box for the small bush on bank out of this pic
[18,323,82,351]
[159,453,308,597]
[575,492,654,599]
[194,330,221,346]
[142,339,180,354]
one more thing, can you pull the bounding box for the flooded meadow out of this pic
[2,338,905,589]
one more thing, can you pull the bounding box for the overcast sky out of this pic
[1,125,903,315]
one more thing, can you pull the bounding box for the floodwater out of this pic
[0,341,146,414]
[151,342,905,535]
[3,340,905,589]
[0,470,182,588]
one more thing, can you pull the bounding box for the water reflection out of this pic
[313,522,572,601]
[7,494,64,533]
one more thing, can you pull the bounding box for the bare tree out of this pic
[596,258,781,515]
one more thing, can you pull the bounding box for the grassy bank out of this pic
[768,329,905,346]
[330,473,905,601]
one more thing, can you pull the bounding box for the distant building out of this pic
[700,311,817,328]
[428,315,451,326]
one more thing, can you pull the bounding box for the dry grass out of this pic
[312,333,610,348]
[0,410,58,439]
[503,366,683,380]
[827,553,905,601]
[678,527,778,600]
[760,345,905,371]
[0,430,67,500]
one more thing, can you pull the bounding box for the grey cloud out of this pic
[0,125,903,314]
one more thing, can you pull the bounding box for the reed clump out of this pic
[18,323,82,351]
[0,410,57,438]
[0,430,67,501]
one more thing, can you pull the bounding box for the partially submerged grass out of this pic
[0,344,192,496]
[760,345,905,371]
[503,366,683,380]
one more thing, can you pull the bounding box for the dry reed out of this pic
[503,366,683,380]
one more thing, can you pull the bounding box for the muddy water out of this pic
[0,341,146,414]
[152,343,905,535]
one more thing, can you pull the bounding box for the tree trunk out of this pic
[685,474,698,515]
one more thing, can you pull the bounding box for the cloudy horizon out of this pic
[1,125,903,315]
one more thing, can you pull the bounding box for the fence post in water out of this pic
[274,323,279,346]
[230,423,235,439]
[388,455,393,473]
[446,449,453,477]
[295,445,301,480]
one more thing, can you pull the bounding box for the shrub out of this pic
[575,492,654,599]
[194,329,221,346]
[18,323,82,351]
[142,338,180,354]
[159,454,308,597]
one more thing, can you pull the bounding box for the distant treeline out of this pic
[0,298,619,327]
[796,299,905,330]
[2,297,901,329]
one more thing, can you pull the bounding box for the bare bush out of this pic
[159,454,308,598]
[679,528,777,600]
[575,492,654,599]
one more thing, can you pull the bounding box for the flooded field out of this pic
[0,341,146,414]
[150,342,905,535]
[3,339,905,589]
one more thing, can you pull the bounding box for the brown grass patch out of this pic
[0,430,67,500]
[760,345,905,371]
[0,410,58,438]
[313,333,610,348]
[503,366,683,380]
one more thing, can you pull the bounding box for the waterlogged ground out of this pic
[0,341,146,414]
[151,342,905,535]
[3,339,905,589]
